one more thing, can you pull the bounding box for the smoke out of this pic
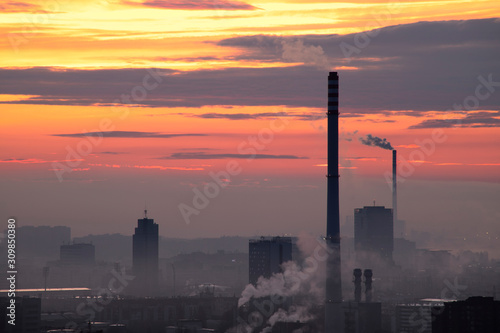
[238,260,324,307]
[281,39,331,70]
[231,233,329,332]
[263,306,315,332]
[359,134,394,150]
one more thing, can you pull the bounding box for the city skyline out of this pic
[0,1,499,254]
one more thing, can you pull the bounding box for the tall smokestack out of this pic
[325,72,342,333]
[392,150,397,235]
[353,268,362,303]
[364,269,373,303]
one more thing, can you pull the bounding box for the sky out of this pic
[1,0,499,252]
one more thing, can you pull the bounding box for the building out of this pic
[249,236,294,285]
[60,243,95,265]
[354,206,393,264]
[0,297,41,333]
[132,210,159,296]
[432,296,500,333]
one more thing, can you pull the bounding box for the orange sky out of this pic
[0,0,499,241]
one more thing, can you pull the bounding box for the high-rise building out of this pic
[60,243,95,265]
[132,210,159,296]
[248,236,293,285]
[354,206,393,264]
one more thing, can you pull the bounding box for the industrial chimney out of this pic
[353,268,362,303]
[392,150,397,236]
[325,72,342,332]
[364,269,373,303]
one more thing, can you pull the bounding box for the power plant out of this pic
[325,71,343,332]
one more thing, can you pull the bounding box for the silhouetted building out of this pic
[132,210,159,296]
[354,206,393,264]
[249,236,293,285]
[60,243,95,265]
[0,297,41,333]
[433,296,500,333]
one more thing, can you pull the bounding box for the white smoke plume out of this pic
[231,233,330,332]
[267,306,315,327]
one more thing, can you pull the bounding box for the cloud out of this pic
[192,111,324,121]
[52,131,207,138]
[123,0,258,10]
[97,151,128,155]
[344,157,377,161]
[163,152,308,159]
[364,119,396,123]
[1,19,499,112]
[0,1,49,13]
[89,163,204,171]
[1,158,83,164]
[409,111,500,129]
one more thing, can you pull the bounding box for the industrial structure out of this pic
[343,269,382,333]
[325,71,342,332]
[392,150,398,235]
[132,209,159,296]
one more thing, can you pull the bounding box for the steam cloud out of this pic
[359,134,394,150]
[231,233,328,332]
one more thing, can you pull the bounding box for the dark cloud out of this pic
[97,151,128,155]
[364,119,396,123]
[193,112,324,121]
[123,0,258,10]
[344,157,378,160]
[1,19,499,113]
[163,152,308,159]
[409,112,500,129]
[52,131,207,138]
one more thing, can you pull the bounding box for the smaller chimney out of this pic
[364,269,373,303]
[353,268,362,302]
[392,150,397,235]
